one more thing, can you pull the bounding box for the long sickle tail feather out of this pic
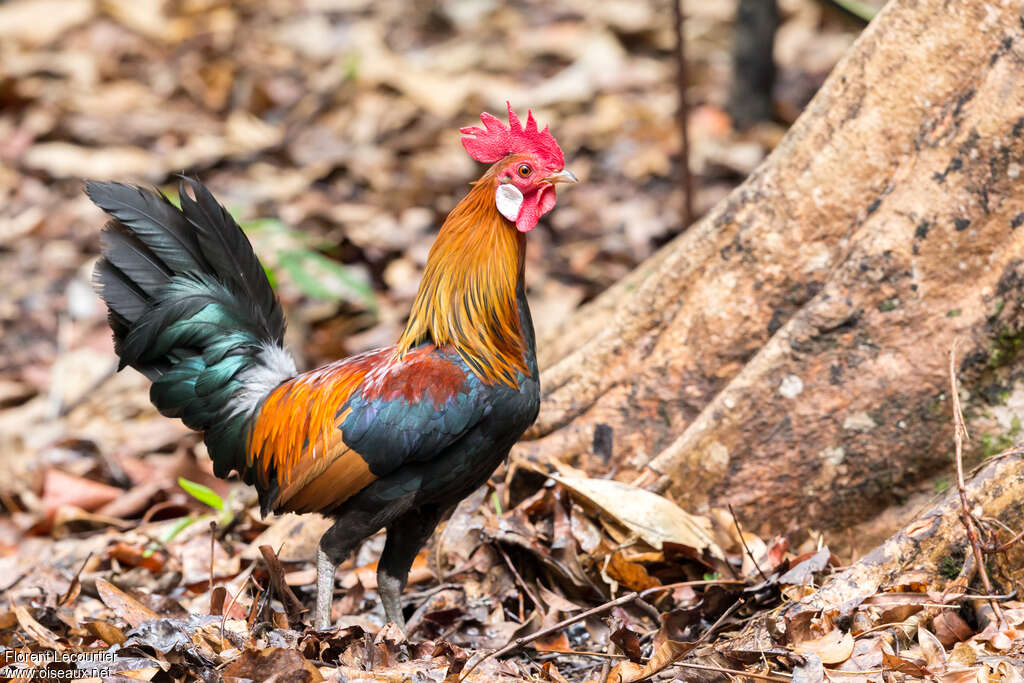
[87,178,296,493]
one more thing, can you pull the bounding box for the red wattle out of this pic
[515,185,557,233]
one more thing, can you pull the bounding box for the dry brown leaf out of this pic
[552,475,722,557]
[933,610,974,647]
[84,620,127,645]
[242,513,332,562]
[540,661,571,683]
[40,468,122,517]
[222,647,324,683]
[23,143,158,181]
[536,583,585,613]
[600,551,660,592]
[620,639,694,682]
[918,627,947,672]
[95,578,159,628]
[881,646,932,678]
[793,628,855,665]
[13,605,63,650]
[0,0,93,46]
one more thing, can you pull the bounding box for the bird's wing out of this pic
[247,345,489,513]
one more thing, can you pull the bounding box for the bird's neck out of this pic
[396,177,534,387]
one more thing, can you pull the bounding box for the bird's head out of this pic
[461,102,577,233]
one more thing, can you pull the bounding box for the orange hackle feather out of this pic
[395,160,527,386]
[246,158,530,512]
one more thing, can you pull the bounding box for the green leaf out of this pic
[178,477,224,511]
[278,248,377,309]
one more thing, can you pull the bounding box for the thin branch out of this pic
[220,568,253,645]
[495,543,542,613]
[460,591,641,681]
[459,577,749,681]
[995,528,1024,553]
[693,598,743,647]
[949,342,1003,624]
[672,0,693,228]
[638,578,745,598]
[729,503,768,582]
[597,638,617,683]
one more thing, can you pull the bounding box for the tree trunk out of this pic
[727,0,778,130]
[518,0,1024,538]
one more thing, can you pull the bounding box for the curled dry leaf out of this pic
[12,604,63,650]
[619,638,694,683]
[918,626,947,672]
[551,476,723,558]
[610,625,644,663]
[84,620,127,646]
[793,628,855,665]
[932,610,973,647]
[221,647,324,683]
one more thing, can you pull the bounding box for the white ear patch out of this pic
[495,184,524,222]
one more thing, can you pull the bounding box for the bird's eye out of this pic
[516,164,532,178]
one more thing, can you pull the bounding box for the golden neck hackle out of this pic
[395,166,527,386]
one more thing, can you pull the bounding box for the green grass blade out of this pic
[178,477,224,511]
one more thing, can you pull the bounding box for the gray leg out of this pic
[313,513,376,630]
[312,493,419,630]
[315,544,339,630]
[377,505,446,632]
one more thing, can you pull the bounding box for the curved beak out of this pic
[543,169,579,185]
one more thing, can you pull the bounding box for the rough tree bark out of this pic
[517,0,1024,538]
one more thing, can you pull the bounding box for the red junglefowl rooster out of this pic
[86,103,576,630]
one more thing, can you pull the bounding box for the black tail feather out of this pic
[85,181,208,275]
[88,177,294,487]
[178,178,284,344]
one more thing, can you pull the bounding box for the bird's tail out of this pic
[87,178,297,486]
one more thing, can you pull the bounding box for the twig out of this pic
[984,514,1024,553]
[57,359,119,417]
[672,0,693,228]
[638,578,745,600]
[208,520,217,593]
[220,567,253,644]
[460,591,642,681]
[693,598,743,647]
[597,638,616,683]
[995,528,1024,553]
[459,577,747,681]
[949,343,1003,624]
[729,503,768,582]
[534,648,625,661]
[495,543,542,613]
[670,661,791,682]
[258,544,306,627]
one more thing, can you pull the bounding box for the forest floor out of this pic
[8,1,1022,681]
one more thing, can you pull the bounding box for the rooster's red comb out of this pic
[460,102,565,168]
